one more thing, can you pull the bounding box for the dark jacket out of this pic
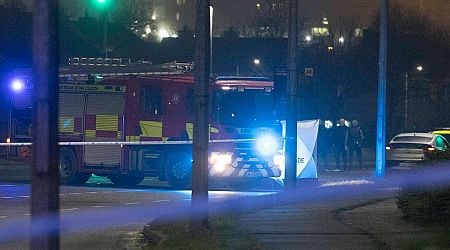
[346,126,364,146]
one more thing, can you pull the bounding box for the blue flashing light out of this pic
[11,79,25,92]
[256,133,279,156]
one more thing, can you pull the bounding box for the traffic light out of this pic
[92,0,110,9]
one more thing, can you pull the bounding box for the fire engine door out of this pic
[84,93,124,167]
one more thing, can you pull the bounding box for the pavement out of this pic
[236,163,441,250]
[0,159,441,249]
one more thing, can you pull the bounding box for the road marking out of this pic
[92,205,107,208]
[68,193,82,195]
[0,185,14,187]
[124,202,141,205]
[19,195,30,198]
[183,198,191,201]
[1,197,13,199]
[154,200,170,203]
[211,196,226,199]
[87,192,98,194]
[0,216,7,219]
[62,208,79,211]
[22,213,30,216]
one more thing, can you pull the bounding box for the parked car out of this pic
[386,133,450,167]
[430,128,450,142]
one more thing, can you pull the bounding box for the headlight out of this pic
[210,153,232,172]
[256,133,280,156]
[273,154,285,168]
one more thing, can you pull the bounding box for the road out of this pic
[0,177,277,249]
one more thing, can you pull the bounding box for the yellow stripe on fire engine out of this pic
[85,130,96,138]
[59,117,74,133]
[96,115,118,131]
[185,123,219,140]
[186,123,193,140]
[140,121,163,138]
[126,136,140,142]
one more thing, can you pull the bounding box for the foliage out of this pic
[397,186,450,226]
[144,215,261,250]
[250,0,288,38]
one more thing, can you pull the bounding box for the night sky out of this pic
[16,0,450,32]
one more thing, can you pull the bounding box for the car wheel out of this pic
[165,152,192,189]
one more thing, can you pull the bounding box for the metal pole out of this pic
[103,11,108,58]
[8,96,13,158]
[191,0,210,230]
[404,72,408,130]
[375,0,388,178]
[285,0,298,191]
[31,0,60,249]
[210,6,213,75]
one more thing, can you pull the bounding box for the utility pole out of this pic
[285,0,298,191]
[404,71,408,130]
[191,0,210,230]
[31,0,60,249]
[375,0,388,178]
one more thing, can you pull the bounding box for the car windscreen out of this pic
[393,136,432,143]
[440,134,450,143]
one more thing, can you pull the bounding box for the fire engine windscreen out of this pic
[213,88,276,127]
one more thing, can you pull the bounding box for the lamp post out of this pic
[253,58,266,76]
[404,65,423,130]
[8,79,25,157]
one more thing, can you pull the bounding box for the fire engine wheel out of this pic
[109,175,144,187]
[59,147,91,185]
[165,152,192,189]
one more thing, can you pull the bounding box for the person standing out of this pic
[333,118,348,170]
[346,120,364,170]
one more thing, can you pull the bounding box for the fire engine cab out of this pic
[15,63,285,189]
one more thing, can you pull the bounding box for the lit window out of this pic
[176,12,180,21]
[355,28,363,38]
[312,27,329,36]
[256,3,261,10]
[177,0,182,5]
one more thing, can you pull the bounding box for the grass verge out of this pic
[141,214,262,250]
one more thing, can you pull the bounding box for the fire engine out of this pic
[11,62,285,189]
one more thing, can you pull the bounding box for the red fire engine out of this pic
[13,63,285,189]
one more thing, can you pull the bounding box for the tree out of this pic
[298,14,363,120]
[381,1,450,132]
[110,0,152,29]
[251,0,288,38]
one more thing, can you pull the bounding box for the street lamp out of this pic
[404,65,424,130]
[8,78,25,156]
[253,58,266,76]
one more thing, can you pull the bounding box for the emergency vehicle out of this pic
[11,63,285,189]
